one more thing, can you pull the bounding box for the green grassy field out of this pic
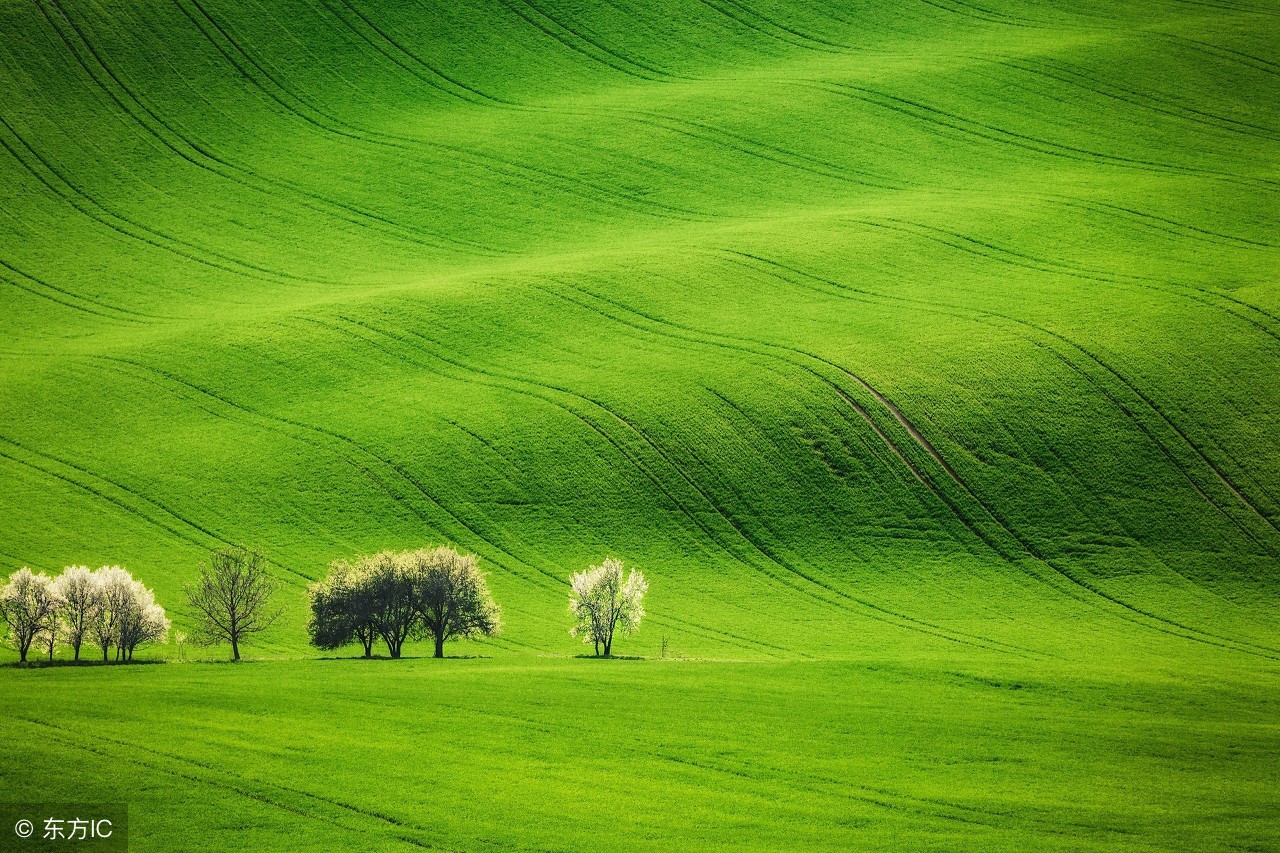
[1,0,1278,848]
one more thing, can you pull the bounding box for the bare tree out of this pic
[54,566,100,662]
[0,568,62,663]
[569,557,647,657]
[406,547,500,658]
[186,546,281,661]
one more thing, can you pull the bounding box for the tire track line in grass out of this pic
[621,109,905,191]
[12,717,456,851]
[0,113,316,289]
[524,284,1041,656]
[725,252,1280,657]
[692,0,849,54]
[180,0,709,223]
[914,0,1042,28]
[798,219,1277,540]
[739,246,1280,549]
[103,348,786,659]
[95,355,558,592]
[0,271,138,324]
[323,311,1024,656]
[1001,57,1280,142]
[40,0,499,260]
[1051,197,1278,251]
[495,0,672,81]
[319,0,509,106]
[35,0,405,279]
[576,257,1277,656]
[313,314,843,654]
[1159,31,1280,78]
[0,258,163,322]
[0,430,315,584]
[702,385,973,559]
[862,216,1280,347]
[811,81,1280,193]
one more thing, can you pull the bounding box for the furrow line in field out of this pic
[317,316,848,634]
[0,271,138,324]
[623,110,904,190]
[319,0,506,105]
[0,427,314,583]
[308,320,801,657]
[0,258,161,321]
[531,283,1043,656]
[693,0,848,53]
[514,0,677,78]
[1051,197,1278,251]
[1003,57,1280,141]
[36,0,398,277]
[1159,32,1280,77]
[815,81,1280,192]
[738,247,1280,550]
[0,113,311,288]
[915,0,1042,28]
[168,0,512,251]
[491,0,659,80]
[14,717,453,850]
[40,0,487,271]
[726,252,1280,656]
[327,311,1017,655]
[861,217,1280,346]
[182,0,709,222]
[96,355,550,591]
[53,0,498,258]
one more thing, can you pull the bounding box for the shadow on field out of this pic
[313,654,494,661]
[4,659,167,668]
[572,654,646,661]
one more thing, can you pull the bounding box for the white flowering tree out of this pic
[116,581,170,662]
[0,568,63,663]
[89,566,134,662]
[569,557,647,657]
[54,566,100,662]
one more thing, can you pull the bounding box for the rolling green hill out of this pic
[2,0,1278,849]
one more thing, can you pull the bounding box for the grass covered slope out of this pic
[3,1,1280,850]
[3,0,1278,660]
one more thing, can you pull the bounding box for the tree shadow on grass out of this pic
[572,654,647,661]
[4,658,168,668]
[312,654,494,661]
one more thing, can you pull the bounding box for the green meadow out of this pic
[1,0,1278,849]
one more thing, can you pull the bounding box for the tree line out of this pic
[2,545,648,662]
[0,565,169,663]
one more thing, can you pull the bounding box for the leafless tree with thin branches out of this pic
[185,546,281,661]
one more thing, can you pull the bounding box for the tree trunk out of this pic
[18,641,27,663]
[102,645,109,662]
[73,641,81,662]
[362,638,372,658]
[434,633,444,659]
[593,638,600,657]
[231,636,241,661]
